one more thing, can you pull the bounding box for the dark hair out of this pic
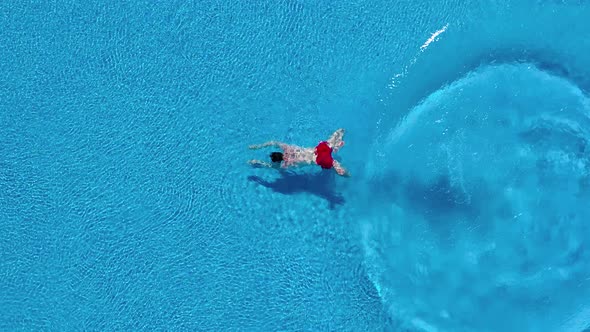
[270,152,284,163]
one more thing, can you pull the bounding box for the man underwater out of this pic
[248,128,350,177]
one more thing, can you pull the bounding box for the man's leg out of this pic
[327,129,345,151]
[332,159,350,177]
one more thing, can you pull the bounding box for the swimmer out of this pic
[248,128,350,177]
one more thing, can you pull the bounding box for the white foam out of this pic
[420,23,449,51]
[386,23,449,91]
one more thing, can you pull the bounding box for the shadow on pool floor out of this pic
[248,170,345,209]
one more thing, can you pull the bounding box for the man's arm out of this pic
[248,141,284,150]
[248,159,275,168]
[332,160,350,177]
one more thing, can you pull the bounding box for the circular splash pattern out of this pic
[363,62,590,331]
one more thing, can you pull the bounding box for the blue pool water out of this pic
[2,0,590,331]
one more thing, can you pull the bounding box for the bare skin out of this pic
[248,128,350,177]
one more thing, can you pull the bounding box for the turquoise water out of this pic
[2,0,590,331]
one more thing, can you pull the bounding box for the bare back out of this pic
[281,144,316,167]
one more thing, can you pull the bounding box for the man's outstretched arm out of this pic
[248,159,274,168]
[248,141,284,150]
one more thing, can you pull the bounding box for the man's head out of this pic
[270,152,284,163]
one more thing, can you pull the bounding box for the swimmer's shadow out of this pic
[248,170,345,209]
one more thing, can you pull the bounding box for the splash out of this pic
[387,23,449,90]
[420,24,449,51]
[363,62,590,331]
